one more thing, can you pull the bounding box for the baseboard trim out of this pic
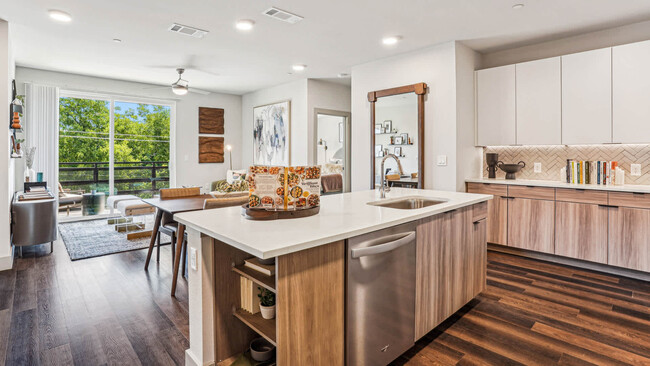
[0,247,14,272]
[185,349,214,366]
[488,243,650,282]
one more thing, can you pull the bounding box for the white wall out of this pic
[15,67,242,190]
[481,19,650,69]
[241,79,350,168]
[0,19,15,270]
[351,41,458,191]
[455,43,482,192]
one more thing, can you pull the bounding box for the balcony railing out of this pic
[59,161,170,198]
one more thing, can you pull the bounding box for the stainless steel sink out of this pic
[367,196,447,210]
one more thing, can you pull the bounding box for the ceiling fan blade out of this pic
[141,85,170,90]
[189,88,211,95]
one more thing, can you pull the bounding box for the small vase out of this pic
[260,304,275,319]
[25,168,36,182]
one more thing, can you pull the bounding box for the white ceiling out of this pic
[3,0,650,95]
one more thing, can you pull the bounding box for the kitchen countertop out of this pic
[175,188,492,259]
[466,178,650,194]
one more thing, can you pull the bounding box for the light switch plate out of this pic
[190,248,197,270]
[534,163,542,173]
[437,155,447,166]
[631,164,642,176]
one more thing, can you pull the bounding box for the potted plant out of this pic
[258,287,275,319]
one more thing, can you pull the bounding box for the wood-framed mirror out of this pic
[369,82,427,189]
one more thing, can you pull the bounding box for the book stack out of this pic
[244,258,275,276]
[565,160,622,185]
[240,277,260,314]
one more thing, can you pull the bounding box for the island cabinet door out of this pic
[507,197,555,254]
[414,203,487,340]
[466,183,507,245]
[555,201,608,263]
[608,207,650,272]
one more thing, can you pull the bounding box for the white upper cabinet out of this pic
[562,49,612,144]
[516,57,562,145]
[476,65,516,146]
[613,40,650,143]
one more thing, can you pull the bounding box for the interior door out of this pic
[316,110,351,192]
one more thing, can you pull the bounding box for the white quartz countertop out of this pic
[174,188,492,259]
[466,178,650,194]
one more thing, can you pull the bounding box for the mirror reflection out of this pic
[374,93,419,188]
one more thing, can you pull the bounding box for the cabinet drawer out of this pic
[466,182,507,197]
[608,191,650,209]
[508,185,555,200]
[556,188,608,205]
[472,201,488,222]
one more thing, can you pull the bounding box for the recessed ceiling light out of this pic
[382,36,402,45]
[235,19,255,31]
[48,9,72,22]
[112,38,122,43]
[512,3,525,9]
[292,64,306,72]
[338,73,349,78]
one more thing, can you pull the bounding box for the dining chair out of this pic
[155,187,201,263]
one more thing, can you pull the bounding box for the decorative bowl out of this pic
[497,161,526,179]
[250,338,275,362]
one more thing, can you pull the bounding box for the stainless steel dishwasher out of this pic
[347,222,416,366]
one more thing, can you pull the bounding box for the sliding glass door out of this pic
[58,92,172,218]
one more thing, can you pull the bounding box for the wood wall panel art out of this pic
[199,137,224,163]
[199,107,225,134]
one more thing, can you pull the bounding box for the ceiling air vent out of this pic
[168,23,209,38]
[263,7,303,24]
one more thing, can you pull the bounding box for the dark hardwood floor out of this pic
[2,239,649,365]
[1,239,189,366]
[393,251,650,366]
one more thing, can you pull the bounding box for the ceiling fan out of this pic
[169,68,210,95]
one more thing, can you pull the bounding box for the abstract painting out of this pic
[253,101,290,165]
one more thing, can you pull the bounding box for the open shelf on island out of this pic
[234,308,277,346]
[232,265,276,293]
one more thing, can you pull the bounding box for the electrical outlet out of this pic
[631,164,642,176]
[190,247,197,270]
[534,162,542,173]
[437,155,447,166]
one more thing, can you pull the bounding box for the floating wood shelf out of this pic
[234,308,277,346]
[232,265,276,293]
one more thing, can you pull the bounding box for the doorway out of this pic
[314,109,351,193]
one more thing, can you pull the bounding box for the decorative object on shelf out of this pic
[383,120,392,133]
[400,133,408,142]
[198,107,225,134]
[395,136,404,145]
[253,100,290,165]
[375,124,382,134]
[10,80,24,130]
[250,338,276,362]
[375,144,383,157]
[394,146,402,156]
[24,146,37,182]
[245,257,276,276]
[240,278,261,314]
[497,161,526,179]
[486,153,501,179]
[36,172,44,182]
[10,136,23,158]
[258,287,276,319]
[198,136,224,163]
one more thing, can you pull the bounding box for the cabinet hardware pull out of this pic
[598,204,618,208]
[351,231,416,258]
[473,218,486,224]
[503,196,515,199]
[575,189,585,192]
[633,192,646,196]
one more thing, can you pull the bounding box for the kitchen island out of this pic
[175,188,492,366]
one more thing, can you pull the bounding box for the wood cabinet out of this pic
[507,197,555,254]
[415,204,486,340]
[516,57,562,145]
[613,40,650,143]
[555,201,608,263]
[476,65,516,146]
[466,183,507,245]
[561,48,612,144]
[608,207,650,272]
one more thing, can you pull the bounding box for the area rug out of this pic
[59,218,169,260]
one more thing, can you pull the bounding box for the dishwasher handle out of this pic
[351,231,416,258]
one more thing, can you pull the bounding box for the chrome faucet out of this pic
[379,154,404,198]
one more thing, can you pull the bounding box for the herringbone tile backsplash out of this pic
[483,145,650,185]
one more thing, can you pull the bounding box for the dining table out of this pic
[143,194,213,296]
